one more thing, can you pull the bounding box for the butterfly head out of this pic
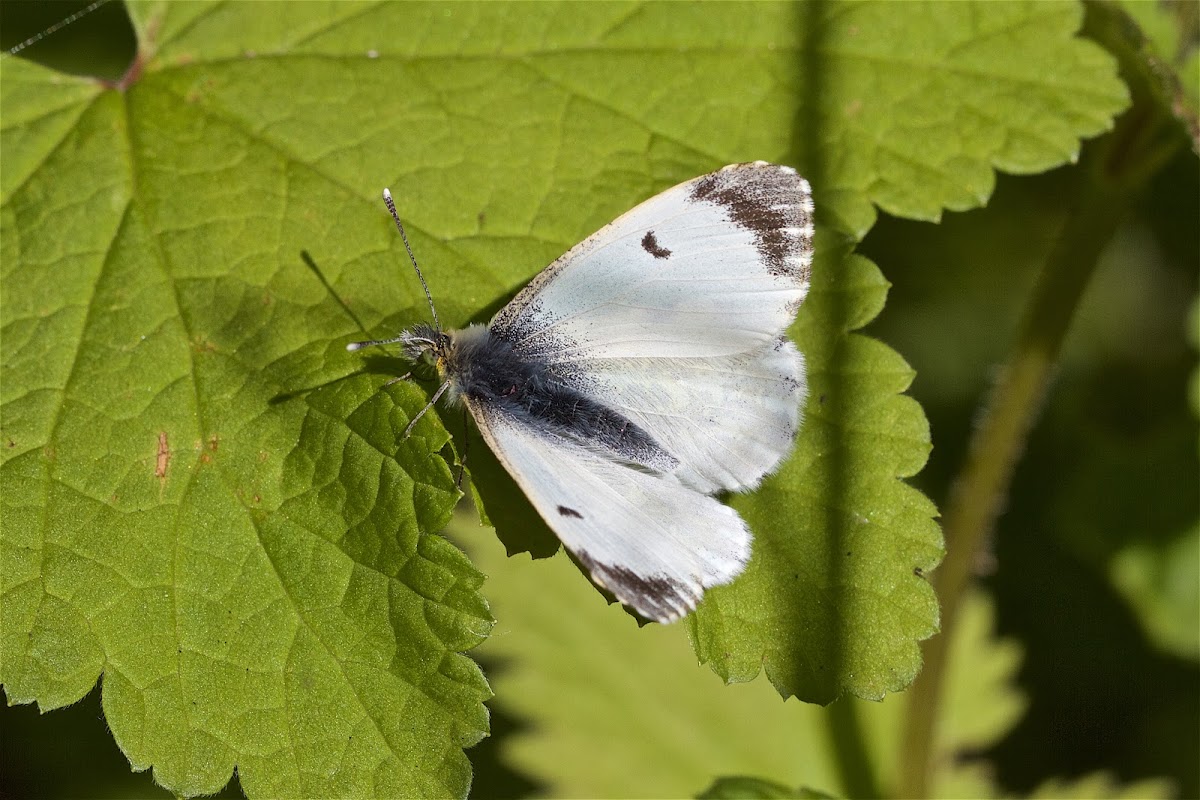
[398,322,451,372]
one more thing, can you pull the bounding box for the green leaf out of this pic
[804,1,1129,234]
[1027,772,1176,800]
[458,508,843,799]
[1110,522,1200,660]
[1,5,493,797]
[697,776,837,799]
[1,0,1131,792]
[841,589,1026,799]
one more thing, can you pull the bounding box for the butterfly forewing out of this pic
[490,162,813,494]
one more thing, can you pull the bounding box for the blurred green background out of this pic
[2,2,1196,798]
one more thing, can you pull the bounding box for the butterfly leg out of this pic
[384,372,412,386]
[403,379,451,438]
[455,405,470,488]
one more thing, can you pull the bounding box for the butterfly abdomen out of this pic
[449,326,676,472]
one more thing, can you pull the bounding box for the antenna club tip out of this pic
[346,342,363,352]
[382,188,392,201]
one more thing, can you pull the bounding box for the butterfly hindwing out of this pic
[466,397,751,623]
[557,341,805,494]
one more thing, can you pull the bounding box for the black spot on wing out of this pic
[575,551,700,623]
[689,161,813,282]
[557,505,584,519]
[641,230,672,259]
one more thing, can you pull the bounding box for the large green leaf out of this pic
[795,0,1130,234]
[1,3,498,796]
[1,1,1129,795]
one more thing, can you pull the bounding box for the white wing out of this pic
[467,398,751,623]
[490,162,813,492]
[563,340,805,494]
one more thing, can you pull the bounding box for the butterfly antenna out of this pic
[3,0,110,57]
[382,188,442,336]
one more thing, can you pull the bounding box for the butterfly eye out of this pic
[418,349,438,368]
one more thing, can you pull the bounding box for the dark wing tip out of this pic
[690,162,814,283]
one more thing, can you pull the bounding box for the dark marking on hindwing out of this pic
[557,505,584,518]
[689,162,812,282]
[641,230,671,260]
[575,550,697,623]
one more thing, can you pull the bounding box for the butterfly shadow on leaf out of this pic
[446,299,565,562]
[271,249,428,404]
[298,245,564,561]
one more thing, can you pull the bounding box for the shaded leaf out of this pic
[1027,772,1175,799]
[456,508,842,799]
[838,589,1026,799]
[697,776,836,799]
[1110,527,1200,660]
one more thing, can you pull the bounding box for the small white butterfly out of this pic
[349,162,814,623]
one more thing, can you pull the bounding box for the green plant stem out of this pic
[829,698,882,799]
[892,1,1195,779]
[895,176,1129,798]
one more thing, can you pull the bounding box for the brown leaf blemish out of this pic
[156,432,171,479]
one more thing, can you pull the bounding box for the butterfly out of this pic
[349,161,813,623]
